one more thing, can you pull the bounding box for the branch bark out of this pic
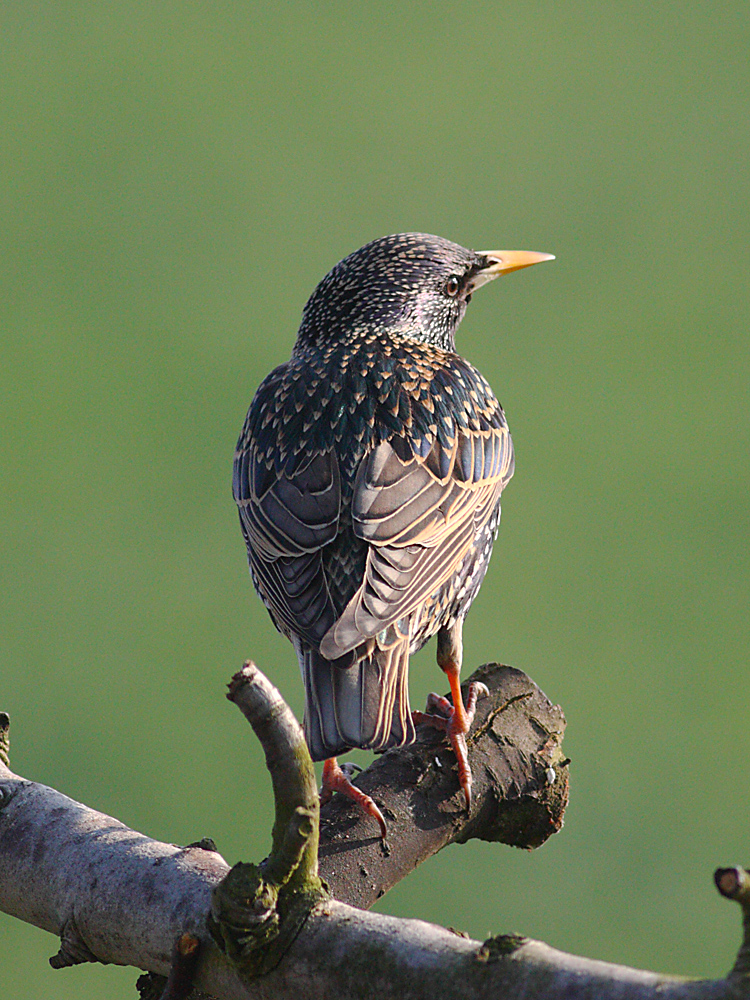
[1,664,748,1000]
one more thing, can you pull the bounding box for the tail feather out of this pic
[296,633,415,761]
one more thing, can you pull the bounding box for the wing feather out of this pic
[234,443,341,647]
[320,419,513,659]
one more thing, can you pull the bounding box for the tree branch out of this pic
[1,664,748,999]
[207,664,327,977]
[317,663,568,906]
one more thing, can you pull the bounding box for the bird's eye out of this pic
[445,275,461,297]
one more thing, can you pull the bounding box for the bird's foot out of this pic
[319,757,387,840]
[412,681,489,808]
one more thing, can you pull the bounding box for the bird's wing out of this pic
[320,416,514,658]
[234,442,341,647]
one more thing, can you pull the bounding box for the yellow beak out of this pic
[470,250,555,290]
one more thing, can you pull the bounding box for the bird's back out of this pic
[234,327,514,758]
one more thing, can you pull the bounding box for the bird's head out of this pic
[296,233,554,352]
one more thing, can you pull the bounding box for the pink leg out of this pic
[320,757,387,840]
[412,623,488,808]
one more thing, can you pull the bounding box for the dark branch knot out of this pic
[475,933,529,963]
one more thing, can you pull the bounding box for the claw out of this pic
[473,681,490,701]
[338,762,363,777]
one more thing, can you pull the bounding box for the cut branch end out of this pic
[0,712,9,768]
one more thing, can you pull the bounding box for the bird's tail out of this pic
[297,630,415,761]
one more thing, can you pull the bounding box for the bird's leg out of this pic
[319,757,387,840]
[412,622,488,808]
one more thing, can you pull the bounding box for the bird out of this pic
[233,233,553,835]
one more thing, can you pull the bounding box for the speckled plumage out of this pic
[234,233,522,760]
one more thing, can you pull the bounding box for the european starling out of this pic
[234,233,553,834]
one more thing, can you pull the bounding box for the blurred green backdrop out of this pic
[2,3,749,996]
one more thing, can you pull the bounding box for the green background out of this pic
[2,3,749,995]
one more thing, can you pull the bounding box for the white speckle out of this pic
[545,767,556,785]
[435,757,443,768]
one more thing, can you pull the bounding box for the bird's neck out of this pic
[293,319,456,356]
